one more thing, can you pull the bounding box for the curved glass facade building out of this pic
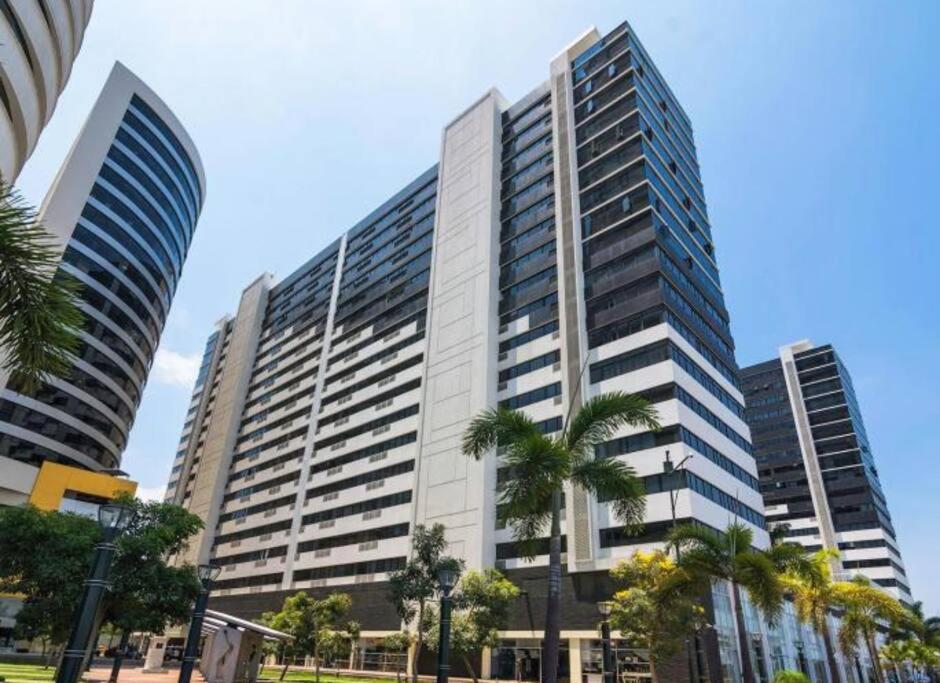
[0,0,94,181]
[0,62,205,471]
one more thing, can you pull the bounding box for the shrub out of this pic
[774,672,811,683]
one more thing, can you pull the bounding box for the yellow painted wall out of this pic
[27,461,137,511]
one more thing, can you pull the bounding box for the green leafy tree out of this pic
[422,569,520,683]
[462,392,658,683]
[382,632,413,675]
[668,522,786,683]
[835,576,911,683]
[261,592,353,683]
[387,524,462,682]
[102,497,203,681]
[609,550,706,682]
[0,499,203,673]
[781,548,844,683]
[0,181,83,391]
[0,506,98,664]
[343,620,361,671]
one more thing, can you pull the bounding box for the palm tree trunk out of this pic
[731,582,756,683]
[542,490,563,683]
[864,632,884,683]
[820,618,843,683]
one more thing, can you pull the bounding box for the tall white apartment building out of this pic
[166,21,842,683]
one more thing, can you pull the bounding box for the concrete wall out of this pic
[412,89,507,570]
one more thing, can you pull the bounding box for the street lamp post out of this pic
[664,451,696,683]
[597,601,614,683]
[56,504,135,683]
[435,565,461,683]
[663,450,693,560]
[178,564,222,683]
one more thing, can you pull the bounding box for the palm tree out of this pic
[668,522,785,683]
[782,549,844,683]
[462,391,659,683]
[0,182,82,390]
[909,641,940,681]
[925,616,940,648]
[879,639,911,683]
[835,576,911,683]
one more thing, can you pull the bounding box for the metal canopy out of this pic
[202,609,291,641]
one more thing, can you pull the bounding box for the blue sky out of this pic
[15,1,940,612]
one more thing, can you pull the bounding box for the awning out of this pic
[199,609,291,641]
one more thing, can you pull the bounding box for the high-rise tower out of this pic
[741,341,912,605]
[168,21,828,681]
[0,0,94,181]
[0,62,205,474]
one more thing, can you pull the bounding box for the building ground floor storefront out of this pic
[209,567,886,683]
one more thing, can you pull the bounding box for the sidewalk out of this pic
[85,665,204,683]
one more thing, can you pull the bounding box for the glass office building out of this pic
[0,62,205,472]
[742,341,912,605]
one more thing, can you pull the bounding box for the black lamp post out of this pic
[56,503,135,683]
[663,450,694,559]
[597,601,615,683]
[664,451,697,683]
[435,565,460,683]
[178,563,221,683]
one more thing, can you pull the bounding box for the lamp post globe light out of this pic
[435,564,461,683]
[597,601,615,683]
[178,564,222,683]
[56,503,135,683]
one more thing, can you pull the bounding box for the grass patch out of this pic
[263,672,398,683]
[0,663,56,683]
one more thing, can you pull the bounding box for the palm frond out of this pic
[498,435,566,544]
[734,551,784,624]
[835,578,912,629]
[564,391,660,457]
[765,539,811,574]
[667,523,724,559]
[675,546,729,583]
[838,609,864,657]
[571,455,645,530]
[723,522,755,557]
[0,182,83,391]
[461,407,541,460]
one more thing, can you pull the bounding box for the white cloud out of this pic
[153,348,201,388]
[136,485,167,503]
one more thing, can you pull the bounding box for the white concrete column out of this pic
[412,88,507,570]
[480,647,492,679]
[569,638,583,683]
